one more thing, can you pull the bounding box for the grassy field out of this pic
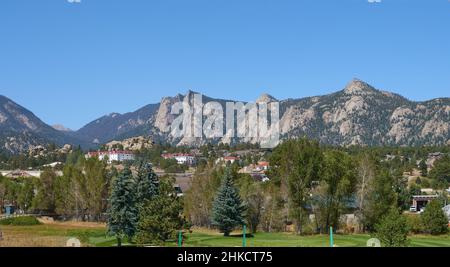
[183,230,450,247]
[1,222,449,247]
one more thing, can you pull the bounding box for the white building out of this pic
[443,205,450,220]
[162,153,196,165]
[87,151,135,163]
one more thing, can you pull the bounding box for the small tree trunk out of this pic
[117,237,122,247]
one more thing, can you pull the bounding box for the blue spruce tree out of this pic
[107,165,138,246]
[211,168,246,236]
[135,160,159,204]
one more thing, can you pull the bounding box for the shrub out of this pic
[421,200,449,235]
[374,208,410,247]
[301,221,318,235]
[0,216,42,226]
[406,214,424,234]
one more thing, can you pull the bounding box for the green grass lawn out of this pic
[88,229,450,247]
[1,223,449,247]
[181,231,450,247]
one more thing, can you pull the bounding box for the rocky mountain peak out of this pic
[186,89,201,96]
[257,93,278,103]
[343,78,377,95]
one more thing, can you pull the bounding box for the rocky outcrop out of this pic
[105,136,154,151]
[278,79,450,146]
[52,124,73,132]
[256,93,278,103]
[155,94,184,133]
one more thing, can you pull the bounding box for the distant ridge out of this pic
[0,95,91,154]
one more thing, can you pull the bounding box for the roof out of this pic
[412,195,439,201]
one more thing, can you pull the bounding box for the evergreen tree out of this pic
[375,208,410,247]
[211,168,246,236]
[429,155,450,185]
[135,161,159,205]
[135,179,185,246]
[107,165,138,246]
[419,160,428,177]
[421,200,449,235]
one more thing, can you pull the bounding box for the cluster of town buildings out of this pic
[86,150,135,163]
[215,156,271,182]
[161,153,196,165]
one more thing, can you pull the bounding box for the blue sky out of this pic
[0,0,449,130]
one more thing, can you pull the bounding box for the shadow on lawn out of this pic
[227,234,255,238]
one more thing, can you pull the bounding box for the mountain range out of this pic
[1,79,449,154]
[0,95,90,154]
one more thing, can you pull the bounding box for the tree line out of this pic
[184,138,449,244]
[1,138,449,247]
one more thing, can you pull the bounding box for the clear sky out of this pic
[0,0,449,130]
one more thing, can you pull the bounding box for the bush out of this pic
[0,216,42,226]
[421,200,449,235]
[301,221,318,235]
[406,214,424,234]
[374,208,410,247]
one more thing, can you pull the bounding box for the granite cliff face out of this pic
[278,79,450,146]
[2,79,450,153]
[78,79,449,147]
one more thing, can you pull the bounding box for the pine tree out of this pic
[107,165,138,246]
[421,200,449,235]
[419,160,428,177]
[135,161,159,205]
[135,179,185,246]
[211,168,246,236]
